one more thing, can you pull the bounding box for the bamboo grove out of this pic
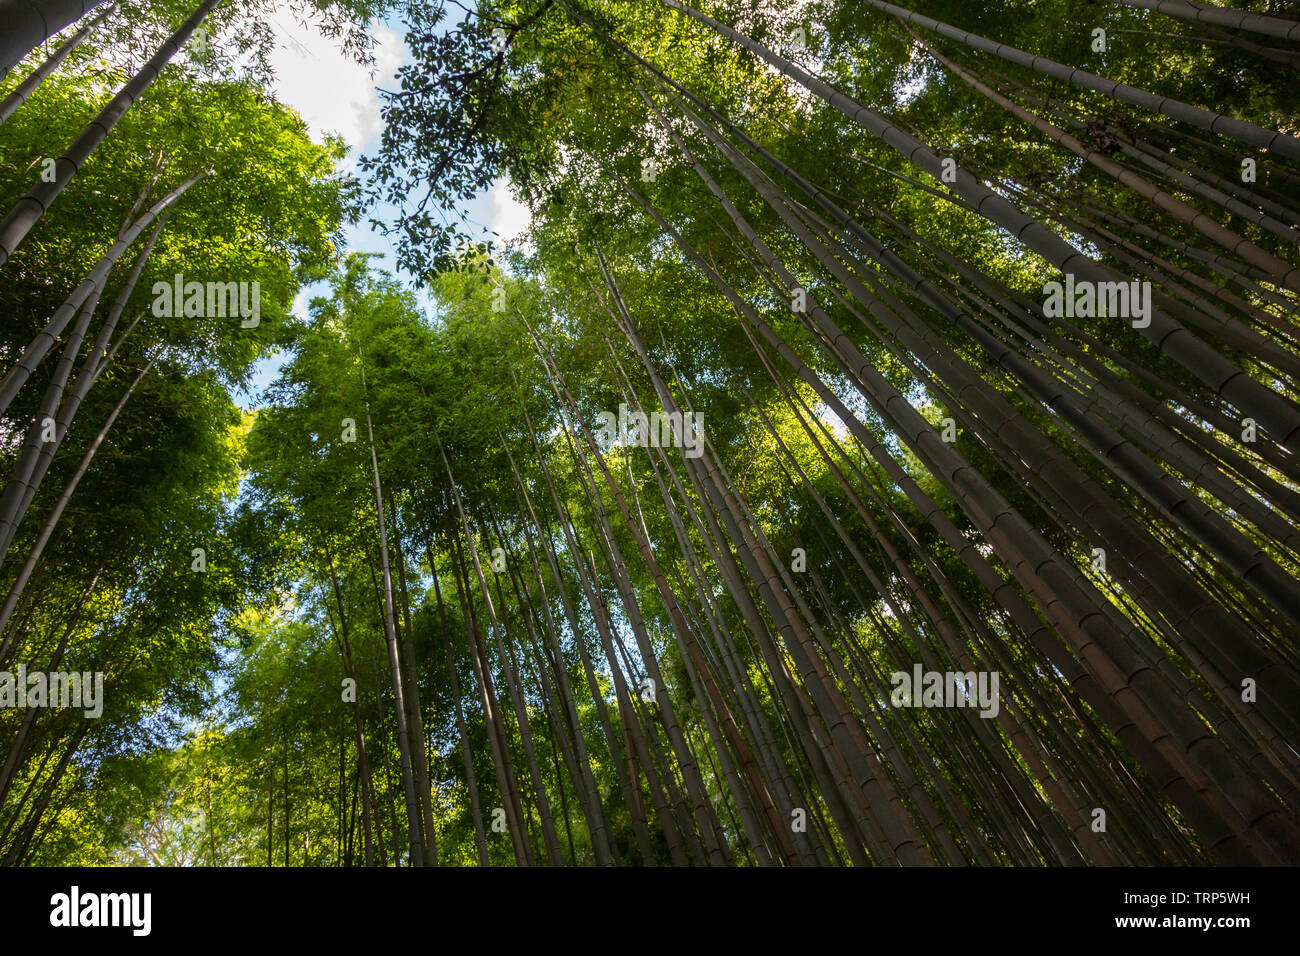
[0,0,1298,866]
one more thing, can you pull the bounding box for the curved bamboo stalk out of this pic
[908,28,1300,290]
[0,168,203,416]
[0,0,222,268]
[652,0,1300,458]
[0,2,114,125]
[0,362,148,663]
[0,0,106,78]
[1107,0,1300,42]
[857,0,1300,159]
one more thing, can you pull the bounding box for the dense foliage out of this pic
[2,0,1299,866]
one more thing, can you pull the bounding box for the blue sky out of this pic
[232,4,533,407]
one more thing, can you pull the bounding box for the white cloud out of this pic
[291,287,311,321]
[266,6,406,153]
[488,177,533,250]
